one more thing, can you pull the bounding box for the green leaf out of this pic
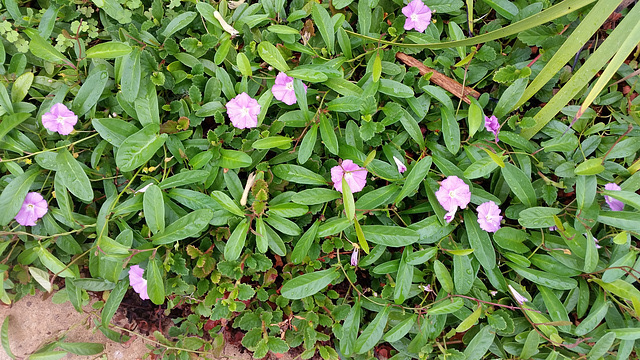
[507,262,577,290]
[453,253,474,294]
[574,158,604,175]
[361,225,418,247]
[26,351,68,359]
[236,52,252,77]
[92,118,139,147]
[484,0,518,19]
[143,185,164,235]
[281,268,340,299]
[574,300,609,336]
[597,211,640,232]
[501,163,536,207]
[224,219,249,261]
[0,113,30,141]
[116,124,168,172]
[311,3,335,54]
[464,155,500,179]
[463,326,496,360]
[161,11,197,38]
[372,52,382,83]
[255,217,269,253]
[217,149,252,169]
[434,259,453,293]
[37,246,75,278]
[383,103,425,149]
[58,342,104,355]
[356,184,400,210]
[609,328,640,341]
[395,156,432,204]
[257,41,289,73]
[340,299,361,355]
[342,178,355,221]
[101,279,128,325]
[291,220,320,264]
[1,317,15,359]
[0,168,40,226]
[120,48,141,99]
[72,65,109,116]
[287,68,329,83]
[494,78,528,119]
[57,149,93,202]
[518,206,561,228]
[441,107,460,155]
[319,114,339,155]
[297,123,317,164]
[252,136,292,150]
[291,188,341,206]
[210,191,245,217]
[147,257,165,305]
[0,83,13,115]
[159,170,210,189]
[272,164,327,185]
[11,72,33,103]
[379,79,414,98]
[384,314,416,343]
[394,248,414,303]
[151,209,214,245]
[23,28,71,65]
[85,42,132,58]
[602,190,640,211]
[354,306,390,354]
[464,209,496,270]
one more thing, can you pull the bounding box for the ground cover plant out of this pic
[1,0,640,358]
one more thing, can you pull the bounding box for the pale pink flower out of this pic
[484,115,500,141]
[549,226,558,231]
[604,183,624,211]
[271,72,307,106]
[508,284,528,305]
[477,201,502,233]
[14,192,48,226]
[128,265,149,300]
[226,92,261,129]
[331,160,368,193]
[435,176,471,223]
[351,247,358,266]
[41,103,78,135]
[402,0,432,33]
[420,284,432,292]
[393,156,407,174]
[489,290,498,296]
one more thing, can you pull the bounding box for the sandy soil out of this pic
[0,292,267,360]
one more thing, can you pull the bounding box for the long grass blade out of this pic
[346,0,597,49]
[511,0,624,112]
[521,3,640,139]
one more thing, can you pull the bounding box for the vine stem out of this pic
[1,133,100,163]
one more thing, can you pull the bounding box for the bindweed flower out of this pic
[128,265,149,300]
[226,92,261,129]
[14,192,48,226]
[402,0,432,33]
[331,160,368,193]
[508,284,528,305]
[419,284,433,292]
[549,225,558,231]
[476,201,502,233]
[435,176,471,223]
[393,156,407,174]
[271,72,307,106]
[41,103,78,135]
[489,290,498,296]
[484,115,500,141]
[604,183,624,211]
[351,246,359,266]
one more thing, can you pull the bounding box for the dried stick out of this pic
[396,52,481,104]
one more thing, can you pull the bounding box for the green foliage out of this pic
[1,0,640,359]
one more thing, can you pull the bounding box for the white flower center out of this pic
[27,204,34,210]
[485,214,493,222]
[449,190,458,199]
[240,107,250,117]
[344,172,354,182]
[411,14,419,22]
[56,116,66,124]
[285,82,294,91]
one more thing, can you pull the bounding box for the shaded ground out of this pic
[0,291,276,360]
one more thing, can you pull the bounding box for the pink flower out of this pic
[549,226,558,231]
[128,265,149,300]
[226,92,261,129]
[435,176,471,223]
[393,156,407,174]
[484,115,500,141]
[271,72,307,106]
[331,160,368,193]
[508,284,528,305]
[402,0,432,33]
[420,284,432,292]
[14,192,48,226]
[351,247,358,266]
[41,103,78,135]
[604,183,624,211]
[476,201,502,233]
